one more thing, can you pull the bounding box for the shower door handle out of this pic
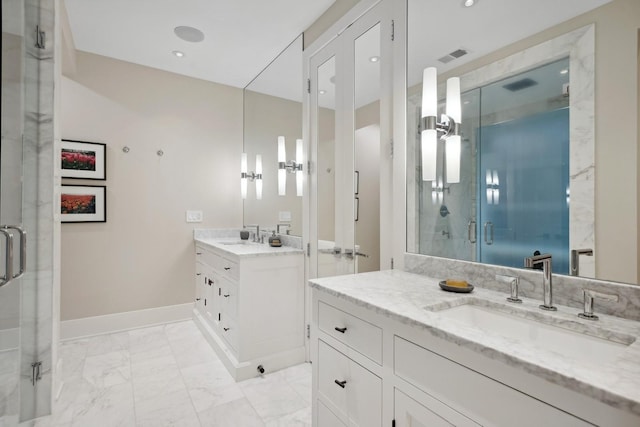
[0,228,14,288]
[483,222,494,245]
[4,226,26,279]
[467,220,477,244]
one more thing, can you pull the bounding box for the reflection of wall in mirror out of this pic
[318,107,336,242]
[243,90,302,235]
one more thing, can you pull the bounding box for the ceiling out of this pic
[407,0,612,88]
[64,0,336,89]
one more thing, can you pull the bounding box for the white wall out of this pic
[61,51,243,321]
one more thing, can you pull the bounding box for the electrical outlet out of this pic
[278,211,292,222]
[186,210,203,223]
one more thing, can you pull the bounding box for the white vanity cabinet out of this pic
[311,284,640,427]
[194,241,305,380]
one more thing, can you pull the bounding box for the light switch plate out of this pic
[278,211,292,222]
[186,210,203,223]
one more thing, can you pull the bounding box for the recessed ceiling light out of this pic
[560,69,569,74]
[319,90,327,95]
[174,26,205,43]
[172,50,185,58]
[369,56,380,63]
[464,0,475,7]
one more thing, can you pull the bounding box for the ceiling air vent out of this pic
[438,48,468,64]
[503,78,538,92]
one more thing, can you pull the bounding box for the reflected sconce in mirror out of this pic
[431,178,450,205]
[241,153,263,200]
[486,169,500,205]
[421,67,462,184]
[277,136,304,197]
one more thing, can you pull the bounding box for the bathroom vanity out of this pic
[194,232,305,380]
[310,270,640,427]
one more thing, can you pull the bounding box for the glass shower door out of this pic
[477,59,570,273]
[1,0,50,422]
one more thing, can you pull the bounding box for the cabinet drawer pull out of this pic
[224,294,230,298]
[196,273,201,276]
[334,327,347,333]
[334,379,347,388]
[208,279,214,286]
[223,327,230,331]
[196,252,202,255]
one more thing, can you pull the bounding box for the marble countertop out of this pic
[195,237,303,259]
[310,270,640,416]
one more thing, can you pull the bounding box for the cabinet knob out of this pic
[334,327,347,333]
[224,294,230,298]
[195,298,201,301]
[223,327,230,331]
[196,252,202,255]
[196,273,201,276]
[224,267,231,271]
[334,379,347,388]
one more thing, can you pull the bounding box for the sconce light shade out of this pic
[278,136,287,196]
[255,154,263,200]
[421,68,438,181]
[241,153,248,199]
[445,77,461,184]
[296,139,303,197]
[446,136,461,183]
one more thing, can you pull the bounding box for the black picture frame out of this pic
[61,139,107,180]
[61,185,107,223]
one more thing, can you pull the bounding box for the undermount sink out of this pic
[218,240,249,245]
[427,301,635,364]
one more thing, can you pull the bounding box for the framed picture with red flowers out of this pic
[61,185,106,223]
[61,139,106,180]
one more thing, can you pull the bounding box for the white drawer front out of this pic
[394,336,593,427]
[318,340,382,427]
[317,400,347,427]
[221,316,238,352]
[318,301,382,364]
[221,277,237,320]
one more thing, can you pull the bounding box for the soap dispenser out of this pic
[268,231,282,247]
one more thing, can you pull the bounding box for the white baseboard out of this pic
[61,303,193,341]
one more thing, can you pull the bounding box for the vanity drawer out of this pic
[221,317,238,352]
[318,340,381,427]
[394,336,592,427]
[318,301,382,364]
[317,400,346,427]
[221,278,238,320]
[196,246,239,280]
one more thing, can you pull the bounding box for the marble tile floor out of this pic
[25,320,312,427]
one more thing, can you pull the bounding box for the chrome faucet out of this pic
[245,224,260,242]
[524,253,556,311]
[578,289,619,321]
[570,248,593,276]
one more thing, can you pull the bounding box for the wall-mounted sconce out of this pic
[486,169,500,205]
[431,178,450,205]
[277,136,303,197]
[421,67,462,184]
[241,153,263,200]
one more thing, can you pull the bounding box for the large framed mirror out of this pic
[243,35,303,235]
[406,0,639,285]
